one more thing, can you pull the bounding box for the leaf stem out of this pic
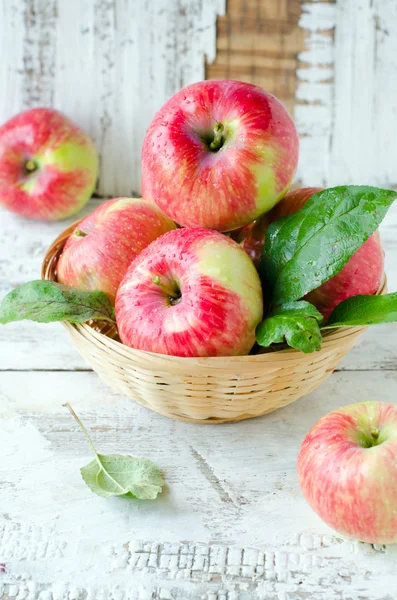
[63,402,98,458]
[152,276,180,299]
[74,229,88,237]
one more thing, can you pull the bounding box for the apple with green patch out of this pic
[298,401,397,544]
[57,197,176,301]
[116,227,264,357]
[142,80,299,231]
[0,108,98,220]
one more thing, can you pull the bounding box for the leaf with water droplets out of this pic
[259,186,396,304]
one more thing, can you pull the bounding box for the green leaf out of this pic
[255,301,324,353]
[81,455,164,499]
[0,280,115,325]
[323,292,397,329]
[259,186,396,304]
[64,403,164,500]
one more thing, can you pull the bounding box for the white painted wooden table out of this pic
[1,199,397,600]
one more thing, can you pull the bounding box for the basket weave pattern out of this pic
[42,222,383,424]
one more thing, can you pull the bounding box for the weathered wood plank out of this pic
[1,370,397,598]
[0,0,225,197]
[296,0,397,188]
[206,0,305,116]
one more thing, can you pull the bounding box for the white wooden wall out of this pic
[0,0,225,197]
[1,0,396,197]
[297,0,397,188]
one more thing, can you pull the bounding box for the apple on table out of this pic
[0,108,98,221]
[298,401,397,545]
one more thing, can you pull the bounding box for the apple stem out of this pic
[209,122,225,151]
[24,159,38,174]
[152,276,180,299]
[74,229,88,237]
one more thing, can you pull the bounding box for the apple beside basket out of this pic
[42,220,387,425]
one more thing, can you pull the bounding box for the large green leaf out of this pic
[0,280,115,324]
[259,186,396,304]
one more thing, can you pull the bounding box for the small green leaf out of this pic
[81,455,164,499]
[323,292,397,329]
[0,280,115,325]
[260,186,396,304]
[256,301,324,353]
[64,403,164,500]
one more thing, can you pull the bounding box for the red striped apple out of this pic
[142,80,299,231]
[115,227,264,357]
[57,198,176,301]
[298,401,397,544]
[0,108,98,220]
[269,187,384,321]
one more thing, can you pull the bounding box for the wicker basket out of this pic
[42,221,386,424]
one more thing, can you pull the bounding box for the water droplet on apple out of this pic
[314,443,320,449]
[160,121,168,126]
[156,132,162,138]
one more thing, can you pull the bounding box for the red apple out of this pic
[298,401,397,544]
[269,187,384,321]
[230,214,269,267]
[141,80,299,231]
[57,198,176,301]
[115,227,264,357]
[0,108,98,220]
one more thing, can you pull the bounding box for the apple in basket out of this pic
[235,187,384,321]
[57,197,176,301]
[141,80,299,231]
[0,108,98,220]
[298,401,397,544]
[115,227,264,357]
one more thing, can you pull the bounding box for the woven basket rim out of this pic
[42,217,387,365]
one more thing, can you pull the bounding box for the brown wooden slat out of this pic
[206,0,306,115]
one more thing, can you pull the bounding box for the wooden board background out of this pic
[1,0,396,196]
